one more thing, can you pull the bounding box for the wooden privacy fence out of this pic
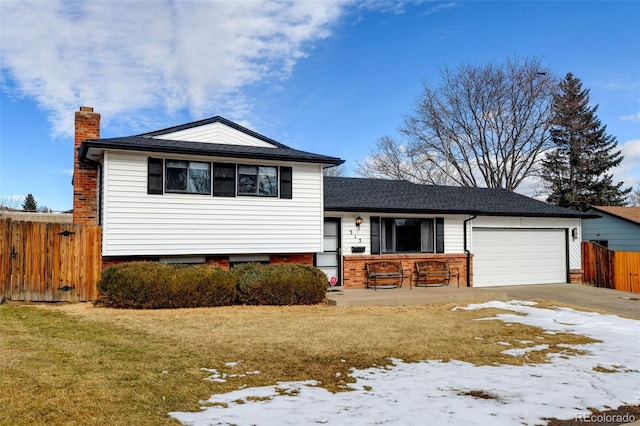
[582,242,640,294]
[0,219,102,302]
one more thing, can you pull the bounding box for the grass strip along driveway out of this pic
[0,301,600,425]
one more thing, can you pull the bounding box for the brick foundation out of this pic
[342,253,472,289]
[569,269,583,283]
[205,256,231,270]
[103,253,313,270]
[270,253,314,266]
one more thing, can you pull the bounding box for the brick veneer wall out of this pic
[206,254,314,270]
[270,253,314,266]
[73,106,100,225]
[342,253,471,289]
[569,269,583,283]
[205,256,231,269]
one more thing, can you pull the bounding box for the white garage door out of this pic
[473,228,567,287]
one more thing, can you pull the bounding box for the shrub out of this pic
[237,263,327,305]
[97,261,326,308]
[96,262,172,309]
[175,265,237,307]
[96,262,236,309]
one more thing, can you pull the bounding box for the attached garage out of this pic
[324,177,592,288]
[473,228,567,287]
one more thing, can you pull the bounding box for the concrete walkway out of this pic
[327,283,640,318]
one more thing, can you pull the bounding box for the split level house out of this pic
[73,106,592,289]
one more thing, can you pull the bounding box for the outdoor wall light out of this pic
[355,216,364,228]
[571,228,578,240]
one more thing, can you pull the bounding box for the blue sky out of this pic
[1,1,639,212]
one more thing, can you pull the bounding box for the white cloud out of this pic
[620,112,640,122]
[420,2,457,16]
[614,139,640,188]
[0,0,347,138]
[357,0,453,16]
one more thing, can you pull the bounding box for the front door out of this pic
[316,218,341,288]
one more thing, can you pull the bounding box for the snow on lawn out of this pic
[170,300,640,426]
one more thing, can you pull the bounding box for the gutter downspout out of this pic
[463,215,477,287]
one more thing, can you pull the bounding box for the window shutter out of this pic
[435,217,445,253]
[148,157,163,194]
[213,163,236,197]
[370,216,381,255]
[280,167,292,199]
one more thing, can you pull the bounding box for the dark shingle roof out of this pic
[79,116,344,166]
[324,177,595,218]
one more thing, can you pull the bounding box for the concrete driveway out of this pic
[327,283,640,319]
[500,283,640,319]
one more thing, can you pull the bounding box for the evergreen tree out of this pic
[541,73,630,211]
[22,193,38,212]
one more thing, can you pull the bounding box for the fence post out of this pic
[0,219,12,301]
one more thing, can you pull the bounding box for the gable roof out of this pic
[79,116,344,166]
[141,116,287,148]
[588,206,640,226]
[324,177,595,218]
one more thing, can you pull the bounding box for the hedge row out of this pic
[96,262,327,309]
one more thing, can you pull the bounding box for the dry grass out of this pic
[0,301,598,425]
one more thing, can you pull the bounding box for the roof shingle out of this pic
[79,116,344,166]
[324,177,594,218]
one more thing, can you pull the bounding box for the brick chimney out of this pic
[73,106,100,225]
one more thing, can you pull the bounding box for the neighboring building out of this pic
[582,206,640,251]
[73,107,593,288]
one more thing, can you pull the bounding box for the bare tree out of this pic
[356,136,452,184]
[323,164,346,177]
[628,185,640,206]
[360,57,557,191]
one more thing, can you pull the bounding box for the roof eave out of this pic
[80,140,344,166]
[587,207,640,226]
[324,206,593,218]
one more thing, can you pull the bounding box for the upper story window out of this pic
[213,163,236,197]
[238,165,278,196]
[165,160,211,194]
[148,158,292,199]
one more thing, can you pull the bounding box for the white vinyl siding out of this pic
[444,217,465,253]
[153,122,276,147]
[101,151,323,256]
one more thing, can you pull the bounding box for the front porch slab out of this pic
[326,286,508,307]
